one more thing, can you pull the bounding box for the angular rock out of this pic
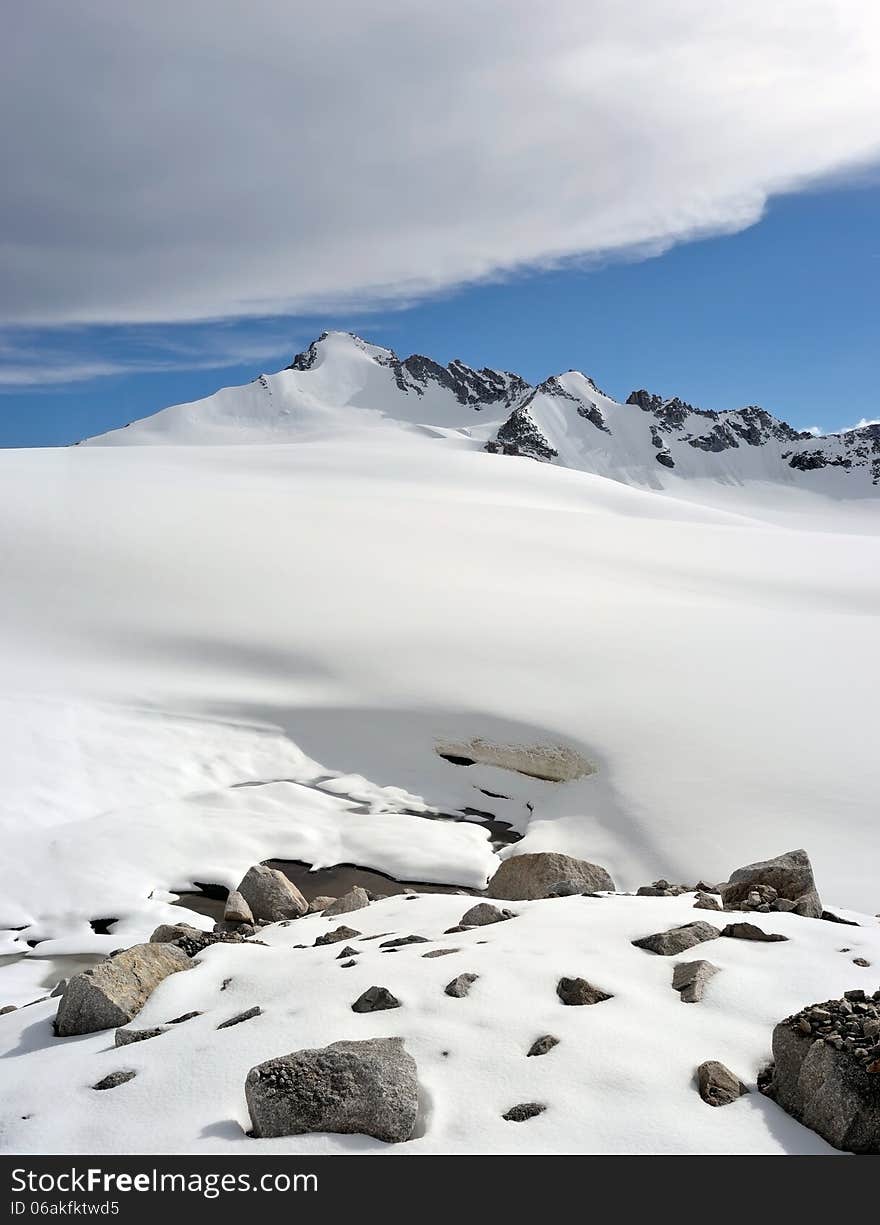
[115,1025,168,1046]
[379,935,428,949]
[335,946,359,959]
[632,921,720,956]
[0,1004,18,1016]
[444,973,479,998]
[323,888,371,918]
[721,848,821,918]
[315,926,362,946]
[92,1070,137,1091]
[458,902,515,927]
[167,1010,201,1024]
[50,979,68,998]
[697,1060,748,1107]
[767,1000,880,1152]
[246,1037,418,1142]
[307,896,337,913]
[237,864,308,922]
[722,922,788,942]
[503,1102,546,1122]
[55,944,193,1037]
[672,960,719,1003]
[693,892,721,912]
[223,890,254,925]
[150,922,203,944]
[218,1005,262,1029]
[487,852,614,900]
[422,948,460,958]
[352,986,401,1013]
[556,977,612,1006]
[527,1034,560,1057]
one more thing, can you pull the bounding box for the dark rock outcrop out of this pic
[632,921,720,957]
[720,849,821,918]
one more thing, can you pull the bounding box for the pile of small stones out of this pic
[767,990,880,1072]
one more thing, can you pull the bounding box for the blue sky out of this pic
[2,179,877,448]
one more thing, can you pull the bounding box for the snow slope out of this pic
[1,331,879,1154]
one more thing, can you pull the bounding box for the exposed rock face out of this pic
[722,922,788,942]
[487,852,615,900]
[693,891,722,911]
[237,864,308,922]
[697,1061,748,1107]
[764,992,880,1153]
[444,973,479,998]
[556,977,613,1006]
[322,887,371,918]
[637,880,688,897]
[55,944,193,1037]
[379,935,428,949]
[458,902,515,927]
[672,960,719,1003]
[352,986,401,1013]
[246,1037,419,1143]
[223,890,254,925]
[307,896,337,913]
[632,922,721,956]
[721,849,821,918]
[115,1025,168,1046]
[218,1006,262,1029]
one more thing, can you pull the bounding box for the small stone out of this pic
[339,959,356,968]
[218,1005,262,1029]
[853,958,871,967]
[167,1010,201,1024]
[722,923,788,942]
[556,977,612,1006]
[697,1060,748,1107]
[632,922,721,956]
[672,960,719,1003]
[444,973,478,998]
[115,1025,167,1046]
[315,926,362,946]
[352,986,401,1013]
[422,948,460,958]
[527,1035,559,1057]
[92,1070,137,1091]
[0,1004,17,1016]
[503,1102,546,1122]
[458,903,515,927]
[335,946,359,959]
[379,935,429,949]
[443,925,474,935]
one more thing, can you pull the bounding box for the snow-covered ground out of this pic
[1,332,878,1153]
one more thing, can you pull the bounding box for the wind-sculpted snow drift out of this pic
[1,331,879,1154]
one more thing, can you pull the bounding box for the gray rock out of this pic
[223,890,254,925]
[632,921,721,956]
[315,926,362,946]
[378,935,428,949]
[115,1025,168,1046]
[335,945,359,959]
[322,888,371,918]
[307,896,337,913]
[149,922,203,944]
[697,1061,748,1106]
[768,1013,880,1152]
[218,1005,262,1029]
[92,1070,137,1091]
[237,864,308,922]
[546,880,582,897]
[693,892,722,911]
[422,948,460,958]
[352,986,401,1013]
[487,852,614,900]
[722,922,788,942]
[721,848,821,919]
[503,1102,546,1122]
[458,902,515,927]
[0,1004,18,1016]
[527,1035,559,1057]
[55,944,193,1037]
[672,960,719,1003]
[245,1037,418,1143]
[50,979,68,998]
[444,973,479,998]
[556,977,612,1006]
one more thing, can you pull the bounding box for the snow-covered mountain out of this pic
[84,330,880,494]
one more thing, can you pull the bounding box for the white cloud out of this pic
[1,1,879,325]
